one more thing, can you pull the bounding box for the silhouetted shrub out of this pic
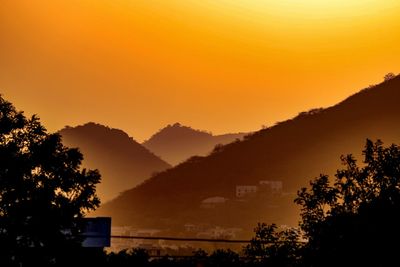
[212,143,225,154]
[384,72,396,81]
[383,72,396,82]
[209,249,241,267]
[0,96,101,266]
[107,248,150,267]
[295,139,400,267]
[244,223,302,267]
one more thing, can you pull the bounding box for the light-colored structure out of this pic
[236,181,283,198]
[259,180,283,193]
[236,185,258,198]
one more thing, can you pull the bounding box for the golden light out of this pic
[1,0,400,140]
[196,0,396,16]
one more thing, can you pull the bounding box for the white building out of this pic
[236,185,258,198]
[259,180,283,195]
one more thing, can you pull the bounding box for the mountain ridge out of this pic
[142,122,248,165]
[59,122,171,203]
[97,75,400,234]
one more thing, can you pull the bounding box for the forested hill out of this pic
[59,123,171,202]
[99,75,400,230]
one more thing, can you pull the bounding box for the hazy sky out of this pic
[1,0,400,141]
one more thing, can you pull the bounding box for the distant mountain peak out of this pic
[69,122,130,136]
[165,122,209,132]
[58,123,171,202]
[143,124,248,165]
[171,122,183,127]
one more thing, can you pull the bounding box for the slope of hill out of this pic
[142,123,247,165]
[59,123,171,203]
[98,76,400,235]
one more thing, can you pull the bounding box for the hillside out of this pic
[59,123,171,203]
[143,123,247,165]
[98,76,400,235]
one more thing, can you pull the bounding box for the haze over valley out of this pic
[57,75,400,239]
[3,0,400,264]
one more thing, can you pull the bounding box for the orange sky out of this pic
[1,0,400,141]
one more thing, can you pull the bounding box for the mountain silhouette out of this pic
[97,75,400,234]
[143,123,247,165]
[59,123,171,203]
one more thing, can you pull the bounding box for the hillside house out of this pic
[236,185,258,198]
[236,181,283,198]
[259,180,283,195]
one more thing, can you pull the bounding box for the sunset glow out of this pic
[1,0,400,140]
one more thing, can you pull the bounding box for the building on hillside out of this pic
[236,181,283,198]
[200,196,228,209]
[236,185,258,198]
[259,180,283,195]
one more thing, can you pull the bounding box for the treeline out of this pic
[63,246,302,267]
[2,94,400,267]
[92,139,400,267]
[79,248,268,267]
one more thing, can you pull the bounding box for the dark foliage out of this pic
[244,223,302,267]
[295,139,400,267]
[383,72,396,81]
[101,248,243,267]
[107,248,150,267]
[0,96,101,266]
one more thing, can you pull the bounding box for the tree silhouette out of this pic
[244,223,301,267]
[295,139,400,267]
[107,248,149,267]
[209,249,240,267]
[0,96,101,266]
[383,72,396,81]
